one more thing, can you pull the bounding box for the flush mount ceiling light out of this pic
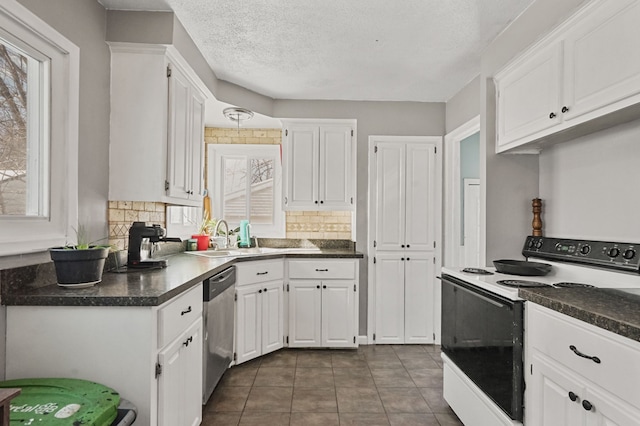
[223,107,254,131]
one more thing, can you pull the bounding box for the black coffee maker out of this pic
[127,222,170,268]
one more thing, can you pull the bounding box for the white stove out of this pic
[440,236,640,426]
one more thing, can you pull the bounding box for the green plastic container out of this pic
[0,378,120,426]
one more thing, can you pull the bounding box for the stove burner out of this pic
[553,282,596,288]
[461,268,494,275]
[496,279,552,288]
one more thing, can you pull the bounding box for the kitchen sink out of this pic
[186,247,284,258]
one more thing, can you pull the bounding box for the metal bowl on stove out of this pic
[493,259,552,276]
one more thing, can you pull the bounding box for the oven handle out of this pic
[446,279,509,309]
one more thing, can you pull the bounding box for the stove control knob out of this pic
[623,249,636,260]
[579,245,591,255]
[528,239,535,248]
[535,240,543,249]
[607,247,620,258]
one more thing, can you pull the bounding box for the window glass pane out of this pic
[249,158,274,225]
[222,156,247,224]
[0,41,28,215]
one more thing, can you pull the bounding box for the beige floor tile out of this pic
[387,413,441,426]
[244,386,293,412]
[378,387,433,413]
[291,387,337,413]
[290,412,340,425]
[435,412,464,425]
[296,350,333,368]
[418,387,455,414]
[239,411,291,425]
[336,386,385,413]
[201,411,241,426]
[219,367,258,387]
[294,367,335,387]
[407,368,443,388]
[253,366,295,387]
[339,412,391,425]
[400,356,441,370]
[371,368,416,387]
[259,350,298,367]
[333,367,375,387]
[207,386,251,412]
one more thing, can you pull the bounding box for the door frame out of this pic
[367,135,443,344]
[443,116,482,268]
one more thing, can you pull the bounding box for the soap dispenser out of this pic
[239,220,250,248]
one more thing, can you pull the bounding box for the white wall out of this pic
[540,118,640,241]
[446,75,480,134]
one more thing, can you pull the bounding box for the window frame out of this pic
[207,144,285,238]
[0,0,79,256]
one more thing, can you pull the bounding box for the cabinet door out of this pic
[375,143,406,251]
[319,125,353,209]
[321,280,355,348]
[285,125,319,209]
[404,253,435,344]
[236,285,262,364]
[583,386,640,426]
[528,353,585,426]
[563,0,640,123]
[496,42,563,150]
[158,318,203,426]
[189,90,205,201]
[288,280,322,347]
[261,281,284,355]
[404,143,437,252]
[182,319,203,426]
[166,63,192,200]
[374,254,405,344]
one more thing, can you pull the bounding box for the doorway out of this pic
[444,116,482,268]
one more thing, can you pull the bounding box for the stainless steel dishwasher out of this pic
[202,265,236,404]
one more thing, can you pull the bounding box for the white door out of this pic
[563,0,640,123]
[261,281,284,355]
[405,143,437,251]
[157,331,185,426]
[528,353,585,426]
[375,143,405,251]
[288,280,322,347]
[404,253,435,344]
[319,125,353,209]
[321,280,355,347]
[583,386,640,426]
[463,179,481,267]
[235,285,261,364]
[166,63,192,200]
[285,125,318,208]
[496,42,563,148]
[374,254,405,344]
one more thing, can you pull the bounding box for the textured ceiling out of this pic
[99,0,533,102]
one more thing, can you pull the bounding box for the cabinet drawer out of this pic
[158,284,203,348]
[527,304,640,405]
[236,260,283,286]
[288,260,356,279]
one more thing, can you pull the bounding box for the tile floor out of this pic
[202,344,464,425]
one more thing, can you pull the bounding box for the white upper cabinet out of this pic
[283,120,355,211]
[375,142,437,252]
[495,0,640,153]
[109,43,207,206]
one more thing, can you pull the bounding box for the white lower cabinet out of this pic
[158,318,203,426]
[5,283,203,426]
[287,260,359,348]
[374,252,436,344]
[235,260,284,364]
[526,304,640,426]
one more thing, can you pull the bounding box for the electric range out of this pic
[440,236,640,426]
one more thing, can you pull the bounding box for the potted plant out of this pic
[191,213,216,251]
[49,225,111,287]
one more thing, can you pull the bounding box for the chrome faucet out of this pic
[213,219,230,249]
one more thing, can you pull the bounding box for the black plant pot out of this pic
[49,246,110,286]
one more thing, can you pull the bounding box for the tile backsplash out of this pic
[108,201,165,250]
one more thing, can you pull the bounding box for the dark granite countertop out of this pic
[1,248,363,307]
[519,287,640,342]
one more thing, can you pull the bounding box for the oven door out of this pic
[441,274,524,421]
